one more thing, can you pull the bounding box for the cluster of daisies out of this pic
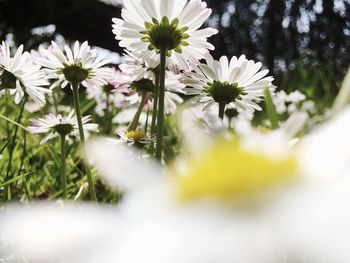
[0,0,276,200]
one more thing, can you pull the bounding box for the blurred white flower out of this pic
[28,110,99,144]
[0,41,50,105]
[183,54,274,115]
[112,0,218,70]
[36,41,111,89]
[86,68,135,116]
[2,107,350,263]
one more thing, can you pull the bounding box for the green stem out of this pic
[3,95,27,201]
[144,107,150,133]
[218,102,226,120]
[71,82,97,202]
[60,134,67,199]
[149,68,160,155]
[155,48,167,161]
[105,90,112,134]
[127,92,148,132]
[52,90,59,114]
[18,129,31,200]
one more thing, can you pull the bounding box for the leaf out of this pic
[333,67,350,115]
[0,113,29,131]
[0,172,33,188]
[264,87,279,129]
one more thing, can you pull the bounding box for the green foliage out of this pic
[0,92,117,203]
[279,62,340,109]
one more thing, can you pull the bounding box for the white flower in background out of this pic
[36,41,111,89]
[2,108,350,263]
[113,105,148,126]
[86,67,136,116]
[0,41,50,105]
[273,90,317,115]
[183,54,274,116]
[119,51,186,114]
[112,0,218,70]
[28,110,99,144]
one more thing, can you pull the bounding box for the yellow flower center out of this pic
[178,139,296,202]
[125,130,146,141]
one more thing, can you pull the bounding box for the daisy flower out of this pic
[86,67,132,118]
[2,107,350,263]
[183,54,274,119]
[112,0,218,70]
[36,41,108,200]
[0,41,50,105]
[36,41,111,89]
[120,51,185,114]
[117,129,155,146]
[28,111,99,145]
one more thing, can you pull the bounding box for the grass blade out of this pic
[0,114,29,131]
[333,67,350,115]
[0,172,33,188]
[264,87,280,129]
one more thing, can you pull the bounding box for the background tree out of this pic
[1,0,349,99]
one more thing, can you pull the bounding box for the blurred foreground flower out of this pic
[1,108,350,263]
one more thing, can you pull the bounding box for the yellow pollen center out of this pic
[178,140,296,202]
[125,130,146,141]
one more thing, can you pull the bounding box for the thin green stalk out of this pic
[20,131,31,201]
[144,107,150,133]
[60,134,67,199]
[17,129,27,176]
[218,102,226,120]
[52,90,59,114]
[71,82,97,202]
[104,90,112,134]
[149,68,160,155]
[128,92,148,132]
[155,48,167,160]
[3,96,27,201]
[150,67,160,135]
[17,129,30,200]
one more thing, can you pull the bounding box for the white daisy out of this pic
[36,41,111,89]
[112,0,218,70]
[2,108,350,263]
[120,51,186,114]
[28,111,99,145]
[116,129,155,146]
[86,67,134,117]
[183,54,274,118]
[0,41,50,105]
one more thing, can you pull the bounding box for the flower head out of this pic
[86,67,134,116]
[36,41,111,89]
[0,42,50,105]
[2,108,350,263]
[183,54,274,114]
[112,0,218,70]
[119,50,186,113]
[28,111,99,144]
[117,129,155,146]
